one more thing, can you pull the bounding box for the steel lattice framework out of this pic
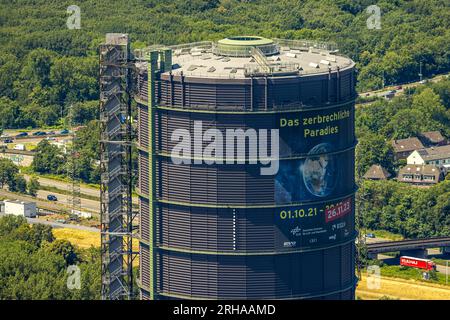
[99,34,136,300]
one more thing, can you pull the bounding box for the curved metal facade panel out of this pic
[154,156,355,206]
[157,241,355,300]
[156,201,356,253]
[137,59,357,300]
[151,104,356,157]
[138,68,355,111]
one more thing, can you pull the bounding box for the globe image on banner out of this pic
[302,143,337,197]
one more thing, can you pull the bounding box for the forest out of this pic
[359,179,450,239]
[0,0,449,129]
[0,215,100,299]
[0,0,449,300]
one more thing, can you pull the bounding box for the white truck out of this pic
[13,144,25,151]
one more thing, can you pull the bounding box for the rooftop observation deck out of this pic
[134,36,354,79]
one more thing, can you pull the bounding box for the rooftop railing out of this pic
[133,39,348,77]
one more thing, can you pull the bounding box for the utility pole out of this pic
[355,162,368,282]
[67,105,81,219]
[419,61,423,82]
[446,260,448,285]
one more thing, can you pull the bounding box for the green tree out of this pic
[28,176,40,197]
[45,239,79,266]
[0,158,19,189]
[356,133,396,177]
[9,174,27,193]
[0,215,27,237]
[19,48,55,88]
[32,139,65,174]
[0,215,101,300]
[361,180,450,238]
[412,88,450,135]
[384,109,423,140]
[0,97,28,128]
[12,223,55,248]
[70,101,99,125]
[72,120,100,183]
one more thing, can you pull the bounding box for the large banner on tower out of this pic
[274,103,355,249]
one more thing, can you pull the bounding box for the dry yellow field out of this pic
[53,228,139,252]
[53,228,100,249]
[357,274,450,300]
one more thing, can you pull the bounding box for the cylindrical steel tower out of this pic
[136,37,357,300]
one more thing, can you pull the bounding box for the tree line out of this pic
[30,120,101,184]
[0,0,450,129]
[0,158,39,195]
[0,215,100,299]
[359,179,450,239]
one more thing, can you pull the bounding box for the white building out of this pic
[3,200,37,218]
[71,209,92,219]
[407,145,450,169]
[50,139,70,154]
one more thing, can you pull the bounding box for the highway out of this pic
[23,174,99,198]
[366,237,450,253]
[376,253,449,275]
[23,175,138,208]
[36,189,100,212]
[0,188,71,213]
[27,216,99,232]
[1,177,138,215]
[0,177,100,213]
[365,237,450,276]
[357,72,449,103]
[1,131,72,145]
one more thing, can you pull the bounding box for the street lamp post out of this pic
[446,260,448,285]
[419,61,423,82]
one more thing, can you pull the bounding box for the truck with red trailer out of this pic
[400,256,436,271]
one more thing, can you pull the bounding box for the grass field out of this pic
[380,265,449,286]
[365,229,404,241]
[432,257,450,267]
[53,227,139,266]
[53,228,100,249]
[357,273,450,300]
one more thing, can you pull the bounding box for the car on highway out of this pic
[56,219,66,224]
[47,194,58,201]
[366,233,376,238]
[47,131,55,135]
[33,131,46,136]
[69,214,80,222]
[46,137,56,141]
[3,138,13,143]
[60,129,70,134]
[16,132,28,137]
[397,85,402,90]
